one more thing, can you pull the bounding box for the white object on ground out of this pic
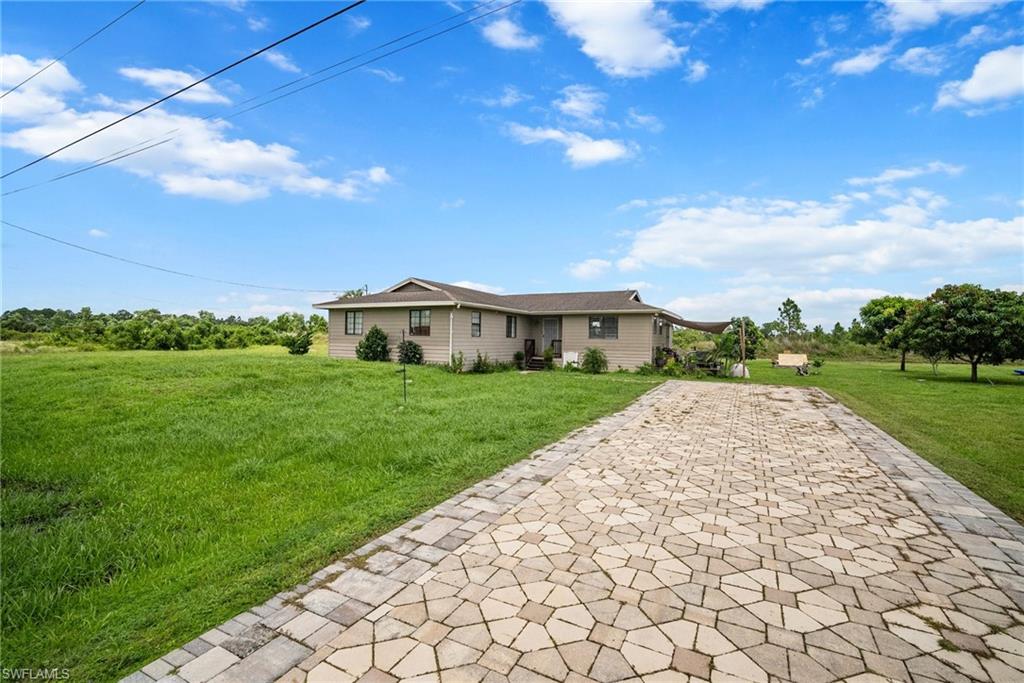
[730,363,750,378]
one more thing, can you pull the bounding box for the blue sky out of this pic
[2,0,1022,327]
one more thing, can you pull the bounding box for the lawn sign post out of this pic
[397,329,408,404]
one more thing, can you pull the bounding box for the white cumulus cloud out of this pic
[684,60,710,83]
[846,160,964,186]
[118,67,231,104]
[1,54,392,203]
[877,0,1010,33]
[554,84,607,125]
[262,51,301,74]
[482,16,541,50]
[544,1,685,77]
[616,193,1021,277]
[477,85,530,108]
[832,45,891,75]
[569,258,612,279]
[626,108,664,133]
[892,46,947,75]
[505,123,633,168]
[935,44,1024,111]
[0,54,82,120]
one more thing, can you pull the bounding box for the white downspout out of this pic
[448,305,456,362]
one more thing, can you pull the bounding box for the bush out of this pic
[446,351,464,373]
[542,347,554,370]
[581,347,608,374]
[282,329,313,355]
[356,325,390,361]
[397,339,424,365]
[513,350,525,370]
[470,351,493,373]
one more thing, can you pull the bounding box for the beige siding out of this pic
[328,307,452,363]
[654,318,672,349]
[561,314,654,370]
[451,308,522,362]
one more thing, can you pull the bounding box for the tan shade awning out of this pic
[678,319,733,334]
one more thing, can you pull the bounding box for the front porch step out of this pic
[525,356,546,370]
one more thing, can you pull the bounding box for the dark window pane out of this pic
[410,309,431,336]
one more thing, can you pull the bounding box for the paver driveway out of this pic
[128,382,1024,683]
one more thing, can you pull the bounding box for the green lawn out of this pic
[0,347,662,680]
[742,359,1024,524]
[3,349,1021,680]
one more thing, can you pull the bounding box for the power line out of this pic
[2,219,338,293]
[1,0,512,198]
[0,0,147,99]
[1,0,366,180]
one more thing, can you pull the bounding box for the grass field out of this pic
[743,359,1024,524]
[0,347,662,680]
[2,348,1021,680]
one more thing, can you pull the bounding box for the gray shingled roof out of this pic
[315,277,683,322]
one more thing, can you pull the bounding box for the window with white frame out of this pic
[471,311,481,337]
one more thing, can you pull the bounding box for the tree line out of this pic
[674,284,1024,382]
[0,307,327,351]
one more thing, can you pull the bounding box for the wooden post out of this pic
[740,318,746,365]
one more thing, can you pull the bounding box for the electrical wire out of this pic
[1,0,514,197]
[2,219,338,293]
[0,0,147,99]
[1,0,367,179]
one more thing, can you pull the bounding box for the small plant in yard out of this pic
[397,339,424,365]
[513,350,525,370]
[581,347,608,374]
[812,357,824,373]
[471,351,493,373]
[356,325,390,361]
[446,351,464,373]
[282,329,313,355]
[543,347,554,370]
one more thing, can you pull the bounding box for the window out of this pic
[345,311,363,335]
[409,309,431,336]
[653,317,665,336]
[505,315,517,338]
[589,315,619,340]
[471,311,482,337]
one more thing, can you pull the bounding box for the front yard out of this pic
[0,348,662,680]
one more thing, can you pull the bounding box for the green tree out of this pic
[856,295,919,371]
[907,285,1024,382]
[776,298,806,335]
[718,317,763,361]
[282,329,313,355]
[356,325,390,361]
[308,314,328,335]
[759,320,784,338]
[830,322,847,342]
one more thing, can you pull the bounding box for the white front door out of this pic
[542,317,559,351]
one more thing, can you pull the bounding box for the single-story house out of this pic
[313,277,685,370]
